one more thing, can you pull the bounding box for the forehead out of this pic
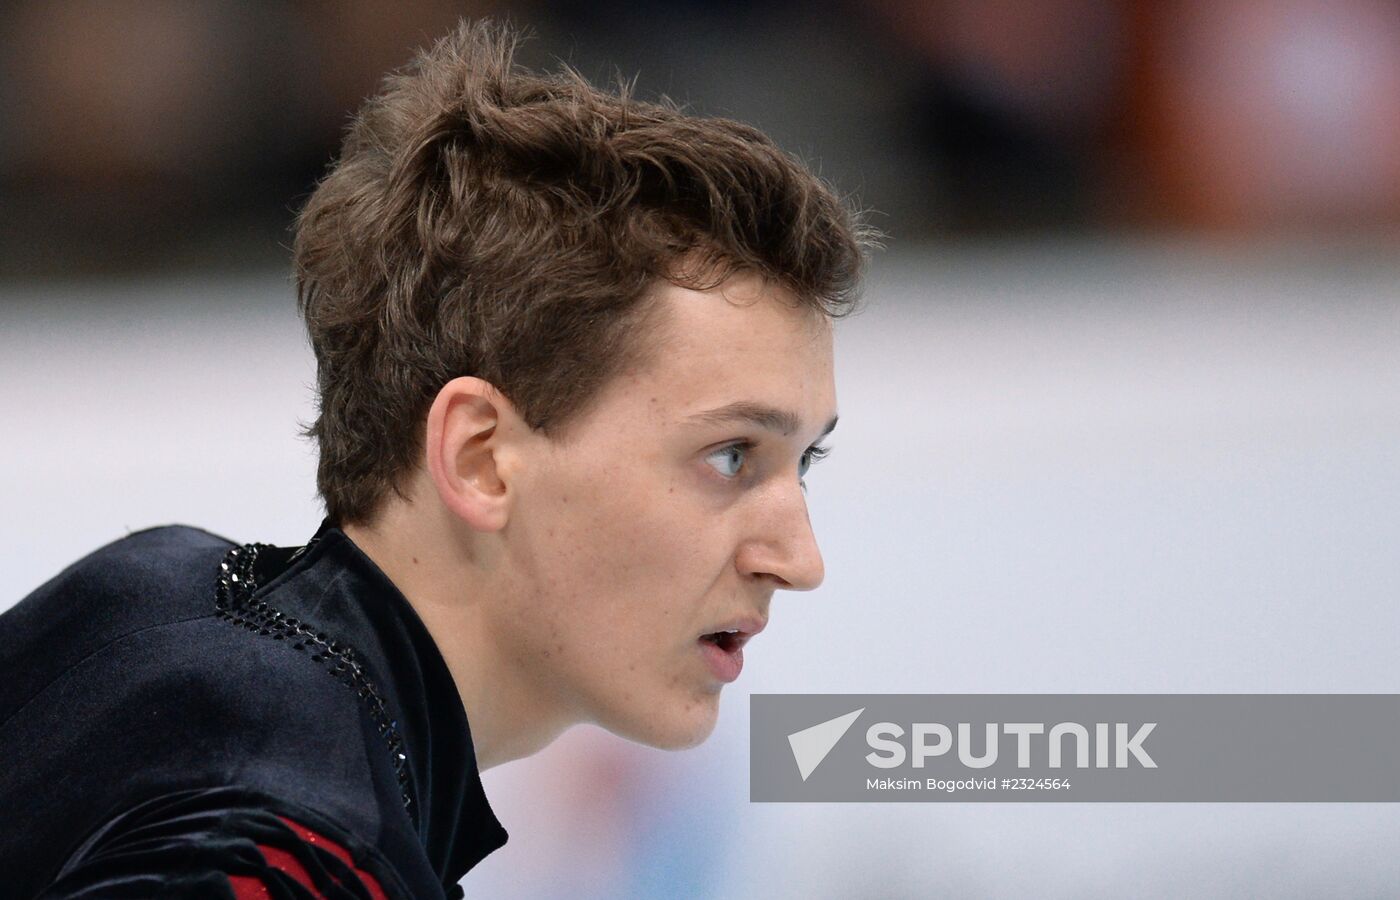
[619,274,835,424]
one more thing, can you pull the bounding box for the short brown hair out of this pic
[294,19,877,527]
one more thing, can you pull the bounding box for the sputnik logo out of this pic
[787,708,865,781]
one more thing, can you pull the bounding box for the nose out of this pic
[736,481,825,591]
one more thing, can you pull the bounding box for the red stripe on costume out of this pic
[227,815,388,900]
[228,874,271,899]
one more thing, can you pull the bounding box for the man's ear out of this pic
[424,377,523,532]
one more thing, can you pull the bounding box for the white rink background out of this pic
[3,241,1399,898]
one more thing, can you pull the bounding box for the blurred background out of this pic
[2,1,1398,897]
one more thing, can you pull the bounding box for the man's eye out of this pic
[798,443,832,479]
[705,443,750,478]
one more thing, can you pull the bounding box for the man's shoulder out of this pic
[0,524,240,721]
[0,601,395,878]
[4,586,371,743]
[1,523,374,758]
[63,522,239,592]
[91,613,380,786]
[0,529,415,896]
[9,522,237,620]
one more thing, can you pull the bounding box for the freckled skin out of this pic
[491,275,836,750]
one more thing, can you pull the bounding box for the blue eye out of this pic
[706,441,833,488]
[706,442,750,478]
[798,444,831,479]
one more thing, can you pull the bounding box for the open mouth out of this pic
[699,630,742,653]
[695,617,764,683]
[697,629,746,682]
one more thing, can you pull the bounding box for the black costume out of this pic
[0,519,509,899]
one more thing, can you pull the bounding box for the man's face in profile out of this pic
[502,273,838,750]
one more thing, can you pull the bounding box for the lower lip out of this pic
[698,638,743,683]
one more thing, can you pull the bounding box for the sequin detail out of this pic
[215,541,413,810]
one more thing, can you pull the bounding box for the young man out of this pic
[0,20,872,900]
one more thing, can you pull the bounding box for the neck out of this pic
[342,501,573,770]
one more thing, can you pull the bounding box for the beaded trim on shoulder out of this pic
[215,541,412,810]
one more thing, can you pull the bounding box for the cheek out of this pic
[541,469,720,632]
[595,479,699,585]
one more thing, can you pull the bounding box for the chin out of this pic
[603,693,720,750]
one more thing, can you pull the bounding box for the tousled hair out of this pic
[294,19,877,527]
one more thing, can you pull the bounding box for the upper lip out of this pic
[699,615,768,650]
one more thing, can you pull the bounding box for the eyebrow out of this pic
[685,401,838,440]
